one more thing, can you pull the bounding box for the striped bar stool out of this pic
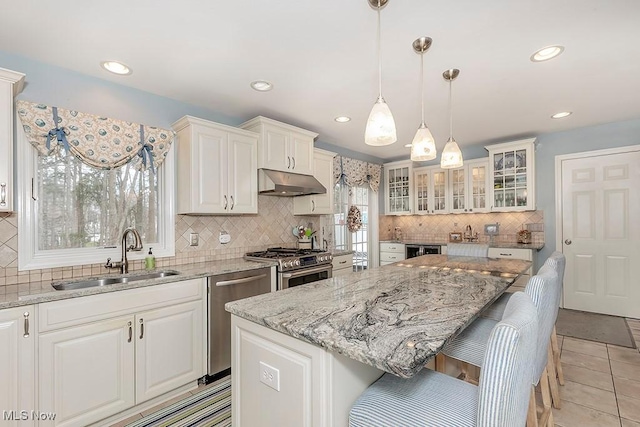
[447,243,489,257]
[349,292,538,427]
[482,252,566,392]
[441,267,560,427]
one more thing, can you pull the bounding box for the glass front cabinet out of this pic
[448,159,489,213]
[414,166,449,215]
[384,161,412,214]
[486,138,536,211]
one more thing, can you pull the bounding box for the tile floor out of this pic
[109,320,640,427]
[551,318,640,427]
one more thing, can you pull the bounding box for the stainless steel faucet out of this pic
[105,227,144,274]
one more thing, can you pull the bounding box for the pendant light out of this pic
[410,36,436,161]
[440,68,464,169]
[365,0,397,146]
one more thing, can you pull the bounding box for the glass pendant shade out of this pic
[440,136,464,168]
[365,96,397,146]
[410,123,436,161]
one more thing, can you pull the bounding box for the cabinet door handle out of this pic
[128,321,133,342]
[292,157,296,169]
[224,195,228,210]
[0,183,6,207]
[287,157,291,169]
[311,200,315,212]
[139,318,144,339]
[23,312,30,338]
[31,178,38,201]
[230,195,235,210]
[500,253,512,257]
[339,260,347,264]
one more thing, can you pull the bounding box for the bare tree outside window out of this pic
[37,152,158,250]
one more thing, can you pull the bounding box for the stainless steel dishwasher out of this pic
[207,267,272,379]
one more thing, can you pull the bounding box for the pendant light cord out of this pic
[420,51,424,124]
[449,77,454,139]
[377,3,382,97]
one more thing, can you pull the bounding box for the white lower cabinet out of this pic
[332,253,353,277]
[135,301,204,403]
[38,316,135,427]
[488,247,534,289]
[37,279,206,427]
[0,305,35,427]
[379,242,405,266]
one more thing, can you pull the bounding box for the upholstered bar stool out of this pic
[447,243,490,257]
[440,267,560,427]
[349,292,538,427]
[482,252,566,390]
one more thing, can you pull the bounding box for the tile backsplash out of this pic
[0,196,318,295]
[379,211,545,245]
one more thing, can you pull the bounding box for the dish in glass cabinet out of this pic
[505,152,515,169]
[516,153,525,168]
[494,154,504,170]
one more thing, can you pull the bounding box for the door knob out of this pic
[564,239,572,245]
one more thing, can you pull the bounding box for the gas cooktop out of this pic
[245,247,332,271]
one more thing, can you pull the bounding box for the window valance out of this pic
[333,155,382,192]
[16,100,174,172]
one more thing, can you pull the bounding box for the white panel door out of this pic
[0,306,35,427]
[38,316,135,427]
[135,300,204,403]
[289,131,314,175]
[561,149,640,317]
[228,133,258,214]
[195,126,228,213]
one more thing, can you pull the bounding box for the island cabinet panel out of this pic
[231,315,382,427]
[0,305,35,427]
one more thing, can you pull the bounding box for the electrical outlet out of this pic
[189,233,199,246]
[259,361,280,391]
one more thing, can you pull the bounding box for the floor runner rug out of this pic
[126,377,231,427]
[556,308,636,348]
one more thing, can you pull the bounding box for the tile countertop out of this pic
[0,258,276,310]
[225,254,531,379]
[381,240,545,250]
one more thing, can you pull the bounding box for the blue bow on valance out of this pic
[137,124,155,174]
[45,107,70,153]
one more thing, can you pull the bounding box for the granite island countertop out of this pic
[225,254,531,378]
[381,240,545,250]
[0,258,276,310]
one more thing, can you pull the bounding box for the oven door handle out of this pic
[282,265,332,278]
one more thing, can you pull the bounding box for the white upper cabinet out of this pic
[173,116,258,214]
[240,116,317,175]
[486,138,536,211]
[384,161,412,215]
[414,166,449,215]
[293,148,336,215]
[448,158,489,214]
[0,68,25,213]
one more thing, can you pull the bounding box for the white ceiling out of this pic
[2,0,639,161]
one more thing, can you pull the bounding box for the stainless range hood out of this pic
[258,169,326,196]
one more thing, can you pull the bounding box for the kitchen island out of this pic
[226,255,531,427]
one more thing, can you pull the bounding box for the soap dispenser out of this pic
[145,247,155,270]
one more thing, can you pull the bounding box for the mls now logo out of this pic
[3,410,57,421]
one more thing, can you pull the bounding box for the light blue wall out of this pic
[534,118,640,263]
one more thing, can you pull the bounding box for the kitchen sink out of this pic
[52,270,180,291]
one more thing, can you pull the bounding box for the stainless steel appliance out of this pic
[245,247,333,290]
[405,244,441,259]
[207,267,272,379]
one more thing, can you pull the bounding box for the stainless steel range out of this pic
[245,247,333,290]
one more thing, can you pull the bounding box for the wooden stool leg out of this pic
[527,387,539,427]
[435,353,446,373]
[547,345,561,409]
[551,326,565,386]
[539,368,555,427]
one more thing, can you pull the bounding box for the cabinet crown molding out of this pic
[484,137,536,151]
[171,115,258,138]
[0,67,25,95]
[240,116,319,139]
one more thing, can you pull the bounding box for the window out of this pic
[333,182,378,272]
[18,132,175,270]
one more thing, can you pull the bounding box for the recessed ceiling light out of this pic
[334,116,351,123]
[530,45,565,62]
[100,61,132,75]
[551,111,572,119]
[250,80,273,91]
[404,144,412,148]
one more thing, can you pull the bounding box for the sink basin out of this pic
[52,270,180,291]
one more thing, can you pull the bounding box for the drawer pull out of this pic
[390,256,396,259]
[23,312,30,338]
[500,253,512,256]
[339,260,347,264]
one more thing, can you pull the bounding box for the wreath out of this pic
[347,205,362,232]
